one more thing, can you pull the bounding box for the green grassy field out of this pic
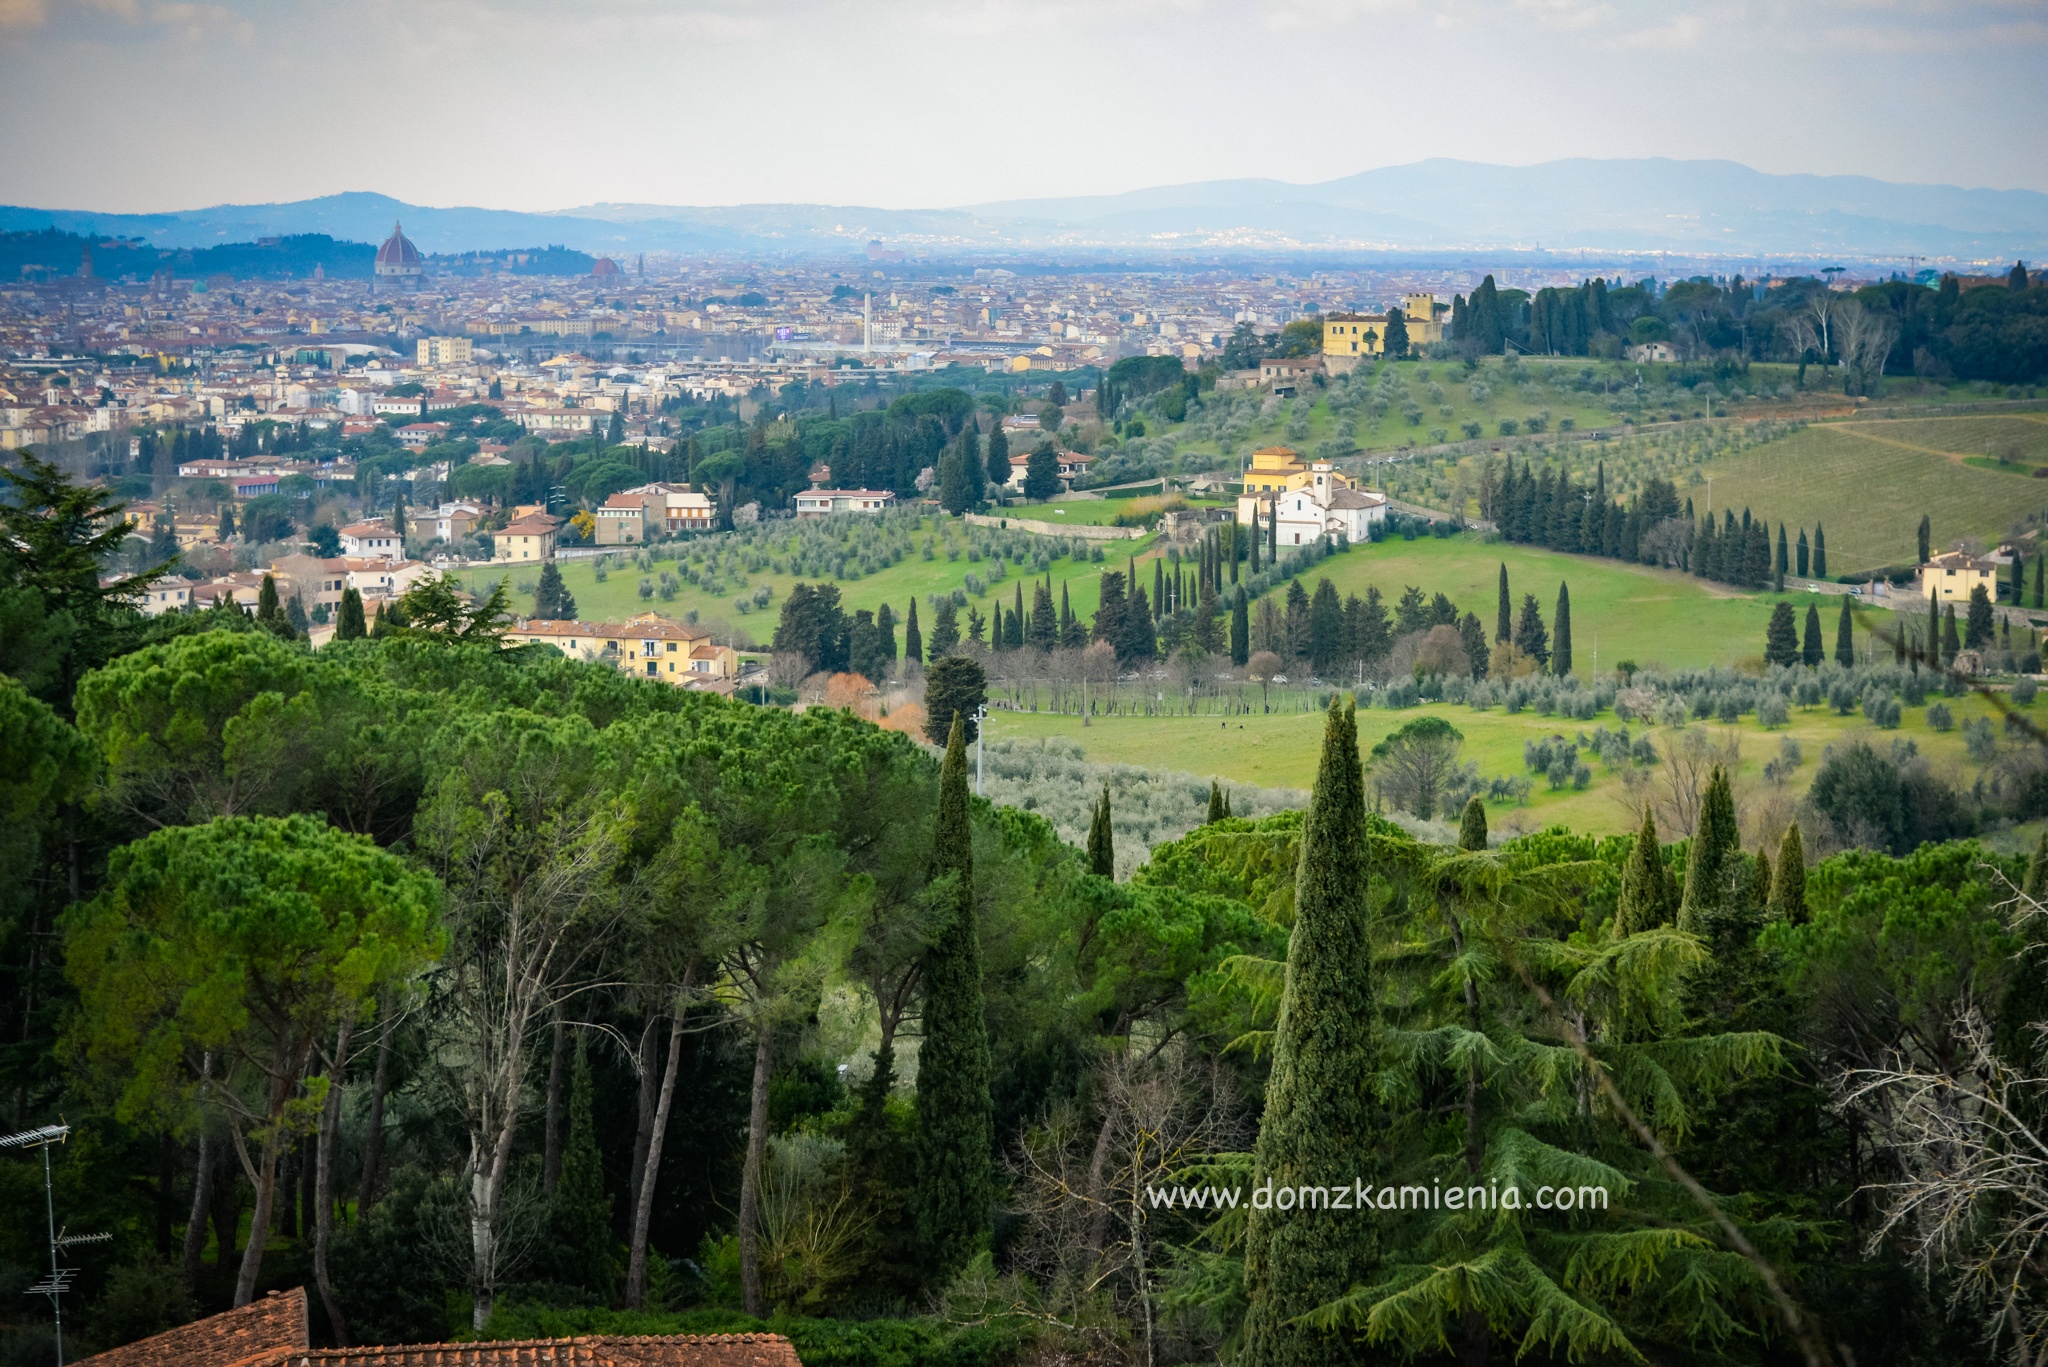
[997,497,1234,527]
[1155,357,1628,467]
[458,518,1169,644]
[1242,535,1896,675]
[1696,416,2048,572]
[982,686,2014,840]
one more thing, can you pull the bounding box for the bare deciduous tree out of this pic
[1011,1043,1247,1367]
[417,738,632,1331]
[1838,1007,2048,1367]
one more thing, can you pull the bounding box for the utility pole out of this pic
[972,703,988,795]
[3,1124,109,1367]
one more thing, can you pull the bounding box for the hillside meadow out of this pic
[1696,413,2048,571]
[456,516,1169,644]
[1241,534,1899,675]
[981,682,2016,841]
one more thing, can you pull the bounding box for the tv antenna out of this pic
[3,1124,111,1367]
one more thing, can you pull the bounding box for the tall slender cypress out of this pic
[1802,602,1823,667]
[914,717,994,1286]
[1677,767,1736,935]
[1552,581,1573,677]
[1087,784,1115,878]
[1813,522,1827,577]
[903,599,923,665]
[1614,814,1668,937]
[1457,795,1487,851]
[1495,563,1511,642]
[542,1040,617,1295]
[1207,780,1225,824]
[1835,596,1855,667]
[335,587,367,641]
[1231,587,1250,666]
[1769,823,1807,923]
[1241,698,1380,1367]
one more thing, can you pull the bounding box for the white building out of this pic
[339,520,403,561]
[794,488,897,518]
[1243,461,1387,547]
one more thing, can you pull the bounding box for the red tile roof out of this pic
[70,1290,802,1367]
[73,1288,307,1367]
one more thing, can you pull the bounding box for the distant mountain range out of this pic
[4,159,2043,261]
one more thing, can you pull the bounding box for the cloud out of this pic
[1510,0,1610,28]
[1614,10,1703,47]
[0,0,46,27]
[1260,0,1417,29]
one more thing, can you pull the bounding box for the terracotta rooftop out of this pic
[70,1289,803,1367]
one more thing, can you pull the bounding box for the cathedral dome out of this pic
[375,221,422,276]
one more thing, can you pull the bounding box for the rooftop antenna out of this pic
[3,1123,110,1367]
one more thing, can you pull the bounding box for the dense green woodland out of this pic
[4,454,2048,1367]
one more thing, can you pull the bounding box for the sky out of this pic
[1,0,2044,213]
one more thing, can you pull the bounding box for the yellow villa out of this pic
[1917,550,1999,604]
[1322,294,1449,373]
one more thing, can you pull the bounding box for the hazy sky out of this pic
[2,0,2043,213]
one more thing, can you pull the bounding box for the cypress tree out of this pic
[1231,587,1250,666]
[1513,593,1549,670]
[1241,697,1380,1367]
[1926,593,1940,668]
[2035,553,2043,610]
[1769,822,1807,923]
[1796,528,1809,577]
[255,573,295,639]
[542,1040,618,1296]
[1087,784,1115,878]
[1614,814,1668,937]
[1222,790,1232,818]
[1835,596,1855,667]
[985,423,1010,490]
[1552,581,1573,677]
[534,562,577,620]
[335,587,367,641]
[1813,523,1827,577]
[1457,795,1487,851]
[1776,524,1789,577]
[904,599,923,665]
[876,603,897,662]
[1495,563,1511,642]
[1677,767,1737,935]
[1917,514,1931,565]
[1764,601,1799,667]
[914,716,995,1286]
[1207,780,1224,824]
[1942,603,1961,663]
[1801,602,1823,667]
[1966,584,1995,650]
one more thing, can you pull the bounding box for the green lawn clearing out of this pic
[1695,416,2048,573]
[1237,535,1898,676]
[982,684,2010,841]
[456,517,1165,644]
